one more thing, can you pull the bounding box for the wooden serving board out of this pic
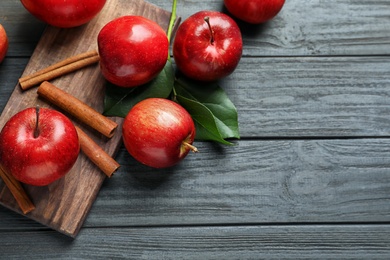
[0,0,176,238]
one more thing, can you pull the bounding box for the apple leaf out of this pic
[102,59,240,146]
[103,60,175,117]
[174,77,240,145]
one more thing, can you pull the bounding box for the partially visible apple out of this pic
[0,107,80,186]
[122,98,197,168]
[98,16,169,88]
[224,0,285,24]
[173,10,242,82]
[20,0,107,28]
[0,24,8,63]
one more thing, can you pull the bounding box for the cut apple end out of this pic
[203,16,215,44]
[34,106,40,138]
[180,133,198,157]
[182,141,198,153]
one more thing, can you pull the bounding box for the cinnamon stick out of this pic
[19,50,100,90]
[75,126,120,178]
[0,165,35,214]
[37,81,118,138]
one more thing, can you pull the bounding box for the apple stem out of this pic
[34,106,40,138]
[167,0,178,61]
[204,16,215,44]
[182,141,199,153]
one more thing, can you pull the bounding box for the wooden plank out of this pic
[1,0,389,258]
[86,139,390,226]
[0,0,46,56]
[1,0,389,58]
[0,0,175,237]
[3,56,390,138]
[3,139,389,229]
[152,0,390,56]
[225,56,390,137]
[0,59,27,113]
[1,224,390,259]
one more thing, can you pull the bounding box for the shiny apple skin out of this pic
[122,98,196,168]
[173,11,242,82]
[98,16,169,88]
[224,0,285,24]
[0,107,80,186]
[20,0,106,28]
[0,24,8,63]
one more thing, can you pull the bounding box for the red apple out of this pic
[0,107,80,186]
[173,10,242,82]
[20,0,106,28]
[122,98,197,168]
[98,16,169,88]
[0,24,8,63]
[224,0,285,24]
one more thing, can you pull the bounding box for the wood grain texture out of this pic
[224,56,390,137]
[1,225,390,259]
[152,0,390,56]
[2,0,390,57]
[3,56,390,138]
[0,1,46,57]
[1,0,390,258]
[87,139,390,226]
[2,139,390,229]
[0,0,175,237]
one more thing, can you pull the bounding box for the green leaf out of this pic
[175,95,233,145]
[174,77,240,145]
[103,60,175,117]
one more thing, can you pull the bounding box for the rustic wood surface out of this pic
[1,0,390,258]
[0,0,175,237]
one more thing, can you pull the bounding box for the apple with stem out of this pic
[0,24,8,63]
[0,107,80,186]
[20,0,107,28]
[173,10,242,82]
[122,98,197,168]
[224,0,285,24]
[98,16,169,88]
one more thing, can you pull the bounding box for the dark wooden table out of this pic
[1,0,390,258]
